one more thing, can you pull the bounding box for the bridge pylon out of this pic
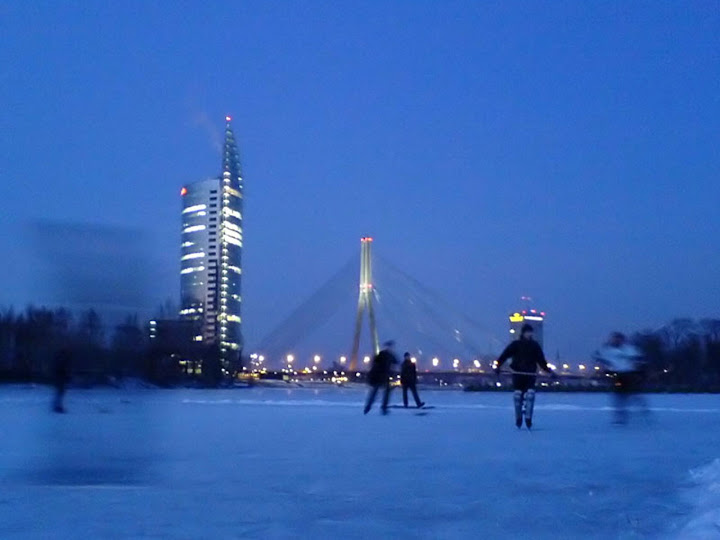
[349,237,380,372]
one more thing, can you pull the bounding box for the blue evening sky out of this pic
[1,1,718,360]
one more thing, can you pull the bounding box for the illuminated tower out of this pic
[179,116,244,356]
[349,237,380,371]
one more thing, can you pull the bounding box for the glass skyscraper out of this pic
[179,117,243,356]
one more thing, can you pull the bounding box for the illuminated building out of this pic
[508,308,545,348]
[180,116,243,356]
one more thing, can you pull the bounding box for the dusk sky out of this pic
[1,2,719,360]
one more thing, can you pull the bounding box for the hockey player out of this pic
[594,332,647,424]
[364,341,399,415]
[495,324,554,429]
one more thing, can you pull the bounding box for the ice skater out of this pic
[495,324,554,429]
[52,348,71,413]
[364,341,399,415]
[593,332,647,424]
[400,352,425,408]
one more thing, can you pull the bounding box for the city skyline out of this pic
[1,3,719,360]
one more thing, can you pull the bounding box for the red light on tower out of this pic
[180,187,188,196]
[225,115,232,122]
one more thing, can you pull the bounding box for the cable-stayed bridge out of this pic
[252,238,503,371]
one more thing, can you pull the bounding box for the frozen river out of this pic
[1,385,719,539]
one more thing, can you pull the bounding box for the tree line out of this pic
[0,305,229,387]
[2,306,719,391]
[632,318,720,391]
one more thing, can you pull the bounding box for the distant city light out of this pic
[411,357,417,364]
[314,355,321,364]
[363,356,371,364]
[286,354,294,364]
[432,357,439,367]
[180,187,188,196]
[473,360,481,368]
[225,115,232,122]
[579,364,586,371]
[562,363,570,370]
[339,356,347,364]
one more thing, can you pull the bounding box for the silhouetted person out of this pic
[364,341,399,415]
[52,348,72,413]
[400,352,425,408]
[495,324,554,429]
[203,344,223,387]
[594,332,647,424]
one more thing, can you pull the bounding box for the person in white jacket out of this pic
[594,332,647,423]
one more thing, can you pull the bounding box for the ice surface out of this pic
[677,458,720,538]
[0,386,718,539]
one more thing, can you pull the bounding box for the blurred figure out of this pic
[400,352,425,408]
[52,348,72,413]
[495,324,554,429]
[594,332,647,424]
[364,341,399,415]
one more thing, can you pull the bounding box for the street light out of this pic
[363,356,371,364]
[314,355,321,364]
[432,357,439,367]
[339,356,347,364]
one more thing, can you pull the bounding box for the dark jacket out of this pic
[496,338,550,374]
[400,359,417,386]
[53,349,72,386]
[367,349,398,386]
